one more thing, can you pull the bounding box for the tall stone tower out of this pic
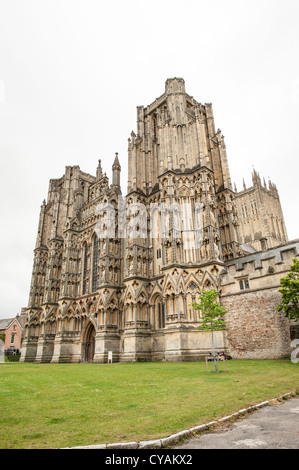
[122,78,241,361]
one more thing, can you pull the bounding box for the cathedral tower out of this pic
[128,78,232,193]
[235,169,288,251]
[122,78,240,361]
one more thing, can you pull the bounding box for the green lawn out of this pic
[0,360,298,449]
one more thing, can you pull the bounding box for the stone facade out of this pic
[20,78,296,363]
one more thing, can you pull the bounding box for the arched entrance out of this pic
[82,322,96,363]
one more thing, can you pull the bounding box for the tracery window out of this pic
[82,243,88,295]
[158,301,165,329]
[92,235,99,292]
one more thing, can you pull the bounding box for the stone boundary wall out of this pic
[222,287,290,359]
[220,239,299,359]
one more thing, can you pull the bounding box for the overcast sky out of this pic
[0,0,298,319]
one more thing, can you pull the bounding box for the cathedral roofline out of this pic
[158,164,213,179]
[228,238,299,263]
[126,187,147,198]
[161,260,226,272]
[235,182,279,199]
[223,239,299,277]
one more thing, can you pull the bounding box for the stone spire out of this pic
[112,153,121,189]
[96,159,103,181]
[252,168,261,187]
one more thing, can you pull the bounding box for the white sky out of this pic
[0,0,298,319]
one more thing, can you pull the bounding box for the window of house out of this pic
[239,279,250,290]
[10,334,15,344]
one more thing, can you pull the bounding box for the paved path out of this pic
[173,396,299,449]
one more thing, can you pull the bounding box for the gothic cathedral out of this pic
[20,78,296,363]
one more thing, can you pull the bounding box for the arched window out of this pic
[155,297,165,329]
[82,243,88,295]
[92,235,99,292]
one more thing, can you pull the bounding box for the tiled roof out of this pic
[0,318,14,330]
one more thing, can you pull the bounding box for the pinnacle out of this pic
[113,152,120,166]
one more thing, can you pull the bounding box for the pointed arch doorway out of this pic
[82,321,96,363]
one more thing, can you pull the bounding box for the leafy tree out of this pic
[192,289,226,331]
[192,288,226,372]
[277,258,299,321]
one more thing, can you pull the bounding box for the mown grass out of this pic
[0,360,298,449]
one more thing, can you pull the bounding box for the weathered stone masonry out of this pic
[221,241,299,359]
[20,78,297,363]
